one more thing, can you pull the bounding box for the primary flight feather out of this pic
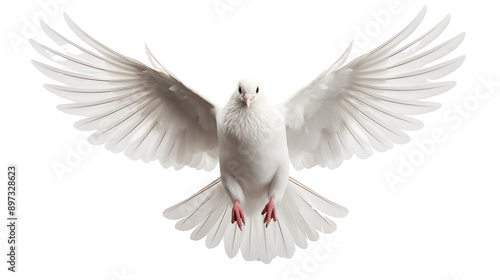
[32,6,464,263]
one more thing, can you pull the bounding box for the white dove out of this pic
[32,6,464,263]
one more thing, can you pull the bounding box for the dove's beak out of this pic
[244,94,254,108]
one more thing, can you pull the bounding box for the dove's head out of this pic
[237,77,260,108]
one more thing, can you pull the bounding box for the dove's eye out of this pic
[256,87,259,94]
[239,86,242,94]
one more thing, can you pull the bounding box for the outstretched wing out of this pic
[31,14,219,170]
[284,7,465,169]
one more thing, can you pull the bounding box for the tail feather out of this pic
[191,200,227,240]
[273,219,296,259]
[279,200,308,249]
[224,222,244,258]
[284,199,319,242]
[205,205,231,248]
[163,178,221,219]
[163,176,348,263]
[290,177,349,218]
[175,190,222,231]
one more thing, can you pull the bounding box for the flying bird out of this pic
[32,6,464,263]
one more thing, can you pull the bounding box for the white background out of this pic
[1,0,499,280]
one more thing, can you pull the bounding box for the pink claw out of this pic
[261,196,277,228]
[231,200,245,231]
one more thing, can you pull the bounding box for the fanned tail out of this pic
[163,177,348,263]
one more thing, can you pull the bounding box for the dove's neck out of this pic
[220,93,282,144]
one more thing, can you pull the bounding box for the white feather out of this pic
[32,14,219,170]
[32,7,464,264]
[163,177,344,263]
[285,6,465,170]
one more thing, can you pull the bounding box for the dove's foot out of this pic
[231,200,245,230]
[261,196,277,228]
